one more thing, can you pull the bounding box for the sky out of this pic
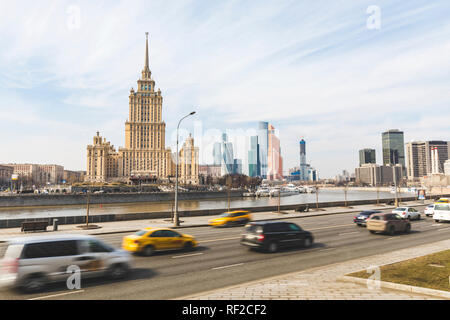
[0,0,450,178]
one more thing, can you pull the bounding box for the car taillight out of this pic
[257,234,265,242]
[134,240,140,244]
[2,258,19,274]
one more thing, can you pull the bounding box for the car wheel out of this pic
[388,226,395,236]
[184,242,194,251]
[434,219,440,223]
[21,274,46,293]
[303,237,313,248]
[417,214,421,220]
[404,224,411,234]
[109,263,129,280]
[369,230,376,234]
[267,242,278,253]
[142,245,155,256]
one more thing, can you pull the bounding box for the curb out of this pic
[338,275,450,300]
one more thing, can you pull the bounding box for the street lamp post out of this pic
[174,111,196,227]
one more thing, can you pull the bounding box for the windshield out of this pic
[395,208,406,211]
[135,230,148,236]
[435,204,450,211]
[220,213,231,217]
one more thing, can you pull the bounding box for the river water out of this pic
[0,189,413,219]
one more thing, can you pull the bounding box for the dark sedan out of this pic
[353,210,382,227]
[240,221,314,253]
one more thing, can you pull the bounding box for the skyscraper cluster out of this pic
[212,121,284,180]
[356,129,450,186]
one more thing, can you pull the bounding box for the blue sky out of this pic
[1,0,449,178]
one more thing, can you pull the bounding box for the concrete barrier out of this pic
[0,195,433,229]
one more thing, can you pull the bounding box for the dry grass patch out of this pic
[348,250,450,292]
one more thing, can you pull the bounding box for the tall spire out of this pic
[144,32,149,71]
[141,32,151,80]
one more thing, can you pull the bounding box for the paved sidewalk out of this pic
[178,239,450,300]
[0,200,428,241]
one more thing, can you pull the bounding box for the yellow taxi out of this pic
[436,198,449,203]
[122,227,198,256]
[208,210,252,227]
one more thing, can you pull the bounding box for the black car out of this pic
[240,221,314,253]
[353,210,382,226]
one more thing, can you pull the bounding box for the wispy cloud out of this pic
[0,0,449,176]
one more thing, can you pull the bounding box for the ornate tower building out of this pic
[178,134,199,185]
[86,33,177,183]
[117,33,174,181]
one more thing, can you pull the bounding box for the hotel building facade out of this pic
[86,34,198,184]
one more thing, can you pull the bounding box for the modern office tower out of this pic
[257,121,269,178]
[233,159,242,175]
[405,141,450,180]
[248,136,260,177]
[300,139,308,181]
[355,164,403,186]
[359,148,376,166]
[220,133,234,176]
[382,129,405,167]
[309,168,318,181]
[213,142,222,166]
[267,124,283,180]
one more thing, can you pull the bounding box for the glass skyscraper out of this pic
[382,129,405,166]
[359,148,376,166]
[258,121,268,179]
[248,135,260,177]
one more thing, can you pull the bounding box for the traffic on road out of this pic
[0,200,448,299]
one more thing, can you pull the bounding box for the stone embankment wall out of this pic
[0,195,432,229]
[0,191,243,208]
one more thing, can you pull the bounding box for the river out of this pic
[0,189,413,219]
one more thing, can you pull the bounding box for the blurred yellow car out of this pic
[436,198,449,203]
[122,227,198,256]
[208,210,252,227]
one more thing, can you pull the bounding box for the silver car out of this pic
[392,207,421,220]
[0,234,133,293]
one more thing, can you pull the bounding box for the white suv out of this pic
[392,207,421,220]
[0,234,133,293]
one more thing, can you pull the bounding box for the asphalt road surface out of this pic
[0,205,449,300]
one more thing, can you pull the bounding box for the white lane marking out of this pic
[172,252,204,259]
[385,237,399,240]
[437,228,450,232]
[338,231,360,236]
[309,224,354,231]
[211,263,244,270]
[201,237,241,243]
[28,290,85,300]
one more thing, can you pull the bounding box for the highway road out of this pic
[0,204,449,300]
